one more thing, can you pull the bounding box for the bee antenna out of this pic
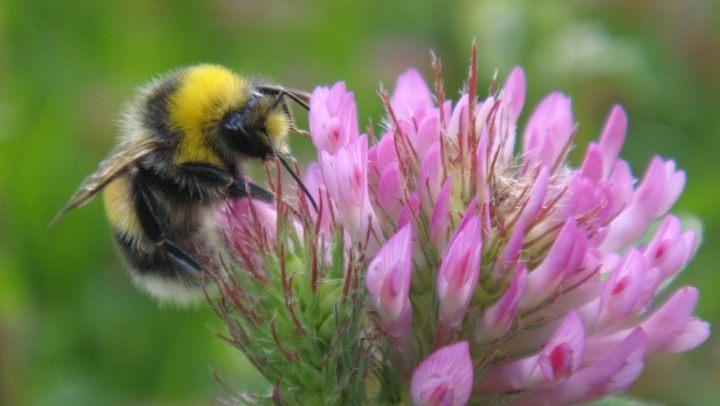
[263,130,319,213]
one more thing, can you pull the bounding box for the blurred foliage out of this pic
[1,1,719,405]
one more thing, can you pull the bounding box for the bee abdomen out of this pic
[113,232,176,277]
[103,172,214,303]
[112,231,207,302]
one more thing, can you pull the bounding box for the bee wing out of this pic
[50,137,158,225]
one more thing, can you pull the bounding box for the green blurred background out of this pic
[1,1,719,405]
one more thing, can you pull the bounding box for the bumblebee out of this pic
[53,64,316,304]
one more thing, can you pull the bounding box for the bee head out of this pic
[166,65,290,164]
[220,91,290,160]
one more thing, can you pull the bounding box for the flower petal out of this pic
[598,105,627,179]
[391,68,434,122]
[410,341,473,406]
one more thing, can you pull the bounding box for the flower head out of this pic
[213,48,708,405]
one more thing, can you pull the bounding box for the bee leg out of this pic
[281,93,311,137]
[257,85,310,109]
[178,163,274,203]
[230,178,275,202]
[133,170,203,275]
[178,163,234,200]
[133,172,165,243]
[259,86,311,137]
[163,240,204,276]
[280,99,311,137]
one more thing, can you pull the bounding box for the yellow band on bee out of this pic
[168,65,251,165]
[103,175,141,238]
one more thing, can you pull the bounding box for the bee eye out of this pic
[223,111,245,132]
[221,110,268,158]
[223,91,263,130]
[223,111,256,141]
